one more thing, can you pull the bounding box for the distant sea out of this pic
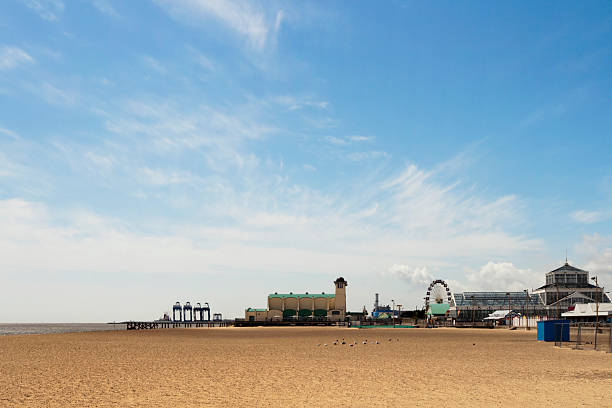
[0,323,122,336]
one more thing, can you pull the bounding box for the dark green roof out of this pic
[246,308,267,312]
[268,293,335,299]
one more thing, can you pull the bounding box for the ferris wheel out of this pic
[425,279,452,310]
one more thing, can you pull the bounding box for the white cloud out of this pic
[572,209,604,224]
[155,0,283,51]
[84,152,115,173]
[92,0,120,18]
[21,0,64,21]
[467,261,536,291]
[0,127,20,140]
[324,135,374,147]
[196,54,214,71]
[346,151,388,161]
[0,46,34,70]
[25,82,78,107]
[387,264,433,286]
[275,95,328,111]
[349,135,374,142]
[303,164,316,171]
[142,55,166,74]
[138,167,196,186]
[326,136,348,146]
[577,234,612,284]
[103,98,275,173]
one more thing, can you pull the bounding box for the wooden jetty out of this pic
[121,320,230,330]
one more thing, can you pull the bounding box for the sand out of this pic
[0,327,610,407]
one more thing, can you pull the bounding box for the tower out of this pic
[334,277,348,316]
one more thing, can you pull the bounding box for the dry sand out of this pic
[1,327,610,407]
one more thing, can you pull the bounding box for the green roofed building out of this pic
[245,277,348,322]
[427,303,450,316]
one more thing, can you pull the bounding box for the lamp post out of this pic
[391,299,395,327]
[506,292,511,328]
[397,304,402,326]
[524,289,530,331]
[470,295,475,326]
[591,276,599,349]
[555,285,561,319]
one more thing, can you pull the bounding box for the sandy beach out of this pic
[0,327,610,407]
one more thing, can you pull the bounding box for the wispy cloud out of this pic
[91,0,120,18]
[324,135,374,146]
[155,0,284,51]
[21,0,64,21]
[26,81,79,107]
[274,95,328,111]
[141,55,166,74]
[348,135,374,142]
[0,46,34,70]
[0,127,20,140]
[103,97,276,171]
[138,167,196,186]
[572,209,604,224]
[346,151,388,161]
[84,152,115,173]
[326,136,348,146]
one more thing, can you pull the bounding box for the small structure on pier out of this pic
[171,300,212,322]
[183,302,193,322]
[172,302,182,322]
[213,313,222,321]
[193,302,211,321]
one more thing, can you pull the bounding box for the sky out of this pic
[1,0,612,322]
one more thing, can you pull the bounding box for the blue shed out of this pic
[537,319,570,342]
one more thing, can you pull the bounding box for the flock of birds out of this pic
[317,337,400,347]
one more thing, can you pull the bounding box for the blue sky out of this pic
[1,0,612,321]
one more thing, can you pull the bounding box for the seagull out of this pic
[375,341,379,344]
[324,344,328,346]
[350,344,354,347]
[341,340,346,345]
[388,338,392,342]
[317,344,321,346]
[362,341,367,345]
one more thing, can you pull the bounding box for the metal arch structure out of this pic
[425,279,453,310]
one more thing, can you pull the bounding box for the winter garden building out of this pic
[452,262,610,322]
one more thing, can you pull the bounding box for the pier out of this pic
[123,320,230,330]
[122,300,224,330]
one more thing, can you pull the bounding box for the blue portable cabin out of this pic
[537,319,570,342]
